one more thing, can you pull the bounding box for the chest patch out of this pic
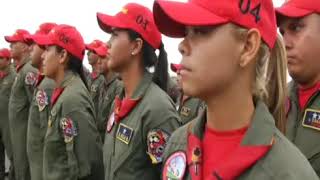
[302,109,320,131]
[36,89,48,111]
[116,123,134,145]
[180,106,191,117]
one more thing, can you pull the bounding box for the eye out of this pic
[288,20,304,33]
[185,26,215,37]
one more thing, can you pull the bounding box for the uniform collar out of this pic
[118,70,153,100]
[16,57,30,73]
[59,71,76,88]
[190,100,275,146]
[104,74,118,87]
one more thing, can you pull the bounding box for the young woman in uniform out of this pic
[97,3,180,179]
[153,0,318,179]
[24,22,57,180]
[94,43,122,140]
[277,0,320,176]
[38,24,104,180]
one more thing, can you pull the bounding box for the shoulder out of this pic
[259,130,318,179]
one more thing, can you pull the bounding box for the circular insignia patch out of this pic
[36,90,48,111]
[147,129,170,164]
[162,151,187,180]
[25,72,37,85]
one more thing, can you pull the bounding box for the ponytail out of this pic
[265,35,288,134]
[234,25,287,133]
[127,30,169,91]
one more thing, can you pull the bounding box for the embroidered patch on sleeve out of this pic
[60,117,78,143]
[162,151,187,180]
[25,72,37,85]
[147,129,170,164]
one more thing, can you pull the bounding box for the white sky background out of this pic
[0,0,285,72]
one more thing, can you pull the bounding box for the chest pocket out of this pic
[0,80,13,97]
[295,102,320,162]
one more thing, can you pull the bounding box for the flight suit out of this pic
[177,95,205,126]
[0,66,15,179]
[286,81,320,176]
[103,72,180,180]
[88,72,105,115]
[162,100,318,180]
[8,59,38,180]
[96,75,122,140]
[27,75,55,180]
[43,71,104,180]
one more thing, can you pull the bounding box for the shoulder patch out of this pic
[60,117,78,143]
[162,151,187,180]
[147,129,170,164]
[36,89,49,111]
[25,72,37,85]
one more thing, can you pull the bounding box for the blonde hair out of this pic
[235,26,288,133]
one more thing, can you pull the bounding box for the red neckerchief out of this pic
[187,128,273,180]
[0,71,8,79]
[298,82,320,109]
[51,88,65,107]
[91,71,98,80]
[35,73,45,87]
[16,63,26,73]
[114,96,141,123]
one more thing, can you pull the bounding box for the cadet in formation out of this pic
[25,22,57,180]
[38,24,104,180]
[94,43,122,140]
[277,0,320,176]
[153,0,318,179]
[97,3,180,179]
[5,29,38,180]
[85,40,105,113]
[0,48,15,180]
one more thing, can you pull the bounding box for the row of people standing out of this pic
[0,0,320,179]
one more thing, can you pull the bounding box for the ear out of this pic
[130,37,143,56]
[58,49,69,65]
[239,29,261,67]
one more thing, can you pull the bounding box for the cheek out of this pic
[109,40,130,68]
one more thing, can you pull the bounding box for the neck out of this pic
[205,82,254,131]
[0,65,9,72]
[120,59,144,98]
[91,64,99,73]
[297,75,320,89]
[104,71,115,82]
[53,68,66,87]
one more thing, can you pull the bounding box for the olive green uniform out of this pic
[43,71,104,180]
[8,59,38,180]
[286,81,320,176]
[162,100,318,180]
[27,75,55,180]
[96,75,122,140]
[0,66,15,179]
[103,72,180,180]
[177,95,205,126]
[88,73,105,115]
